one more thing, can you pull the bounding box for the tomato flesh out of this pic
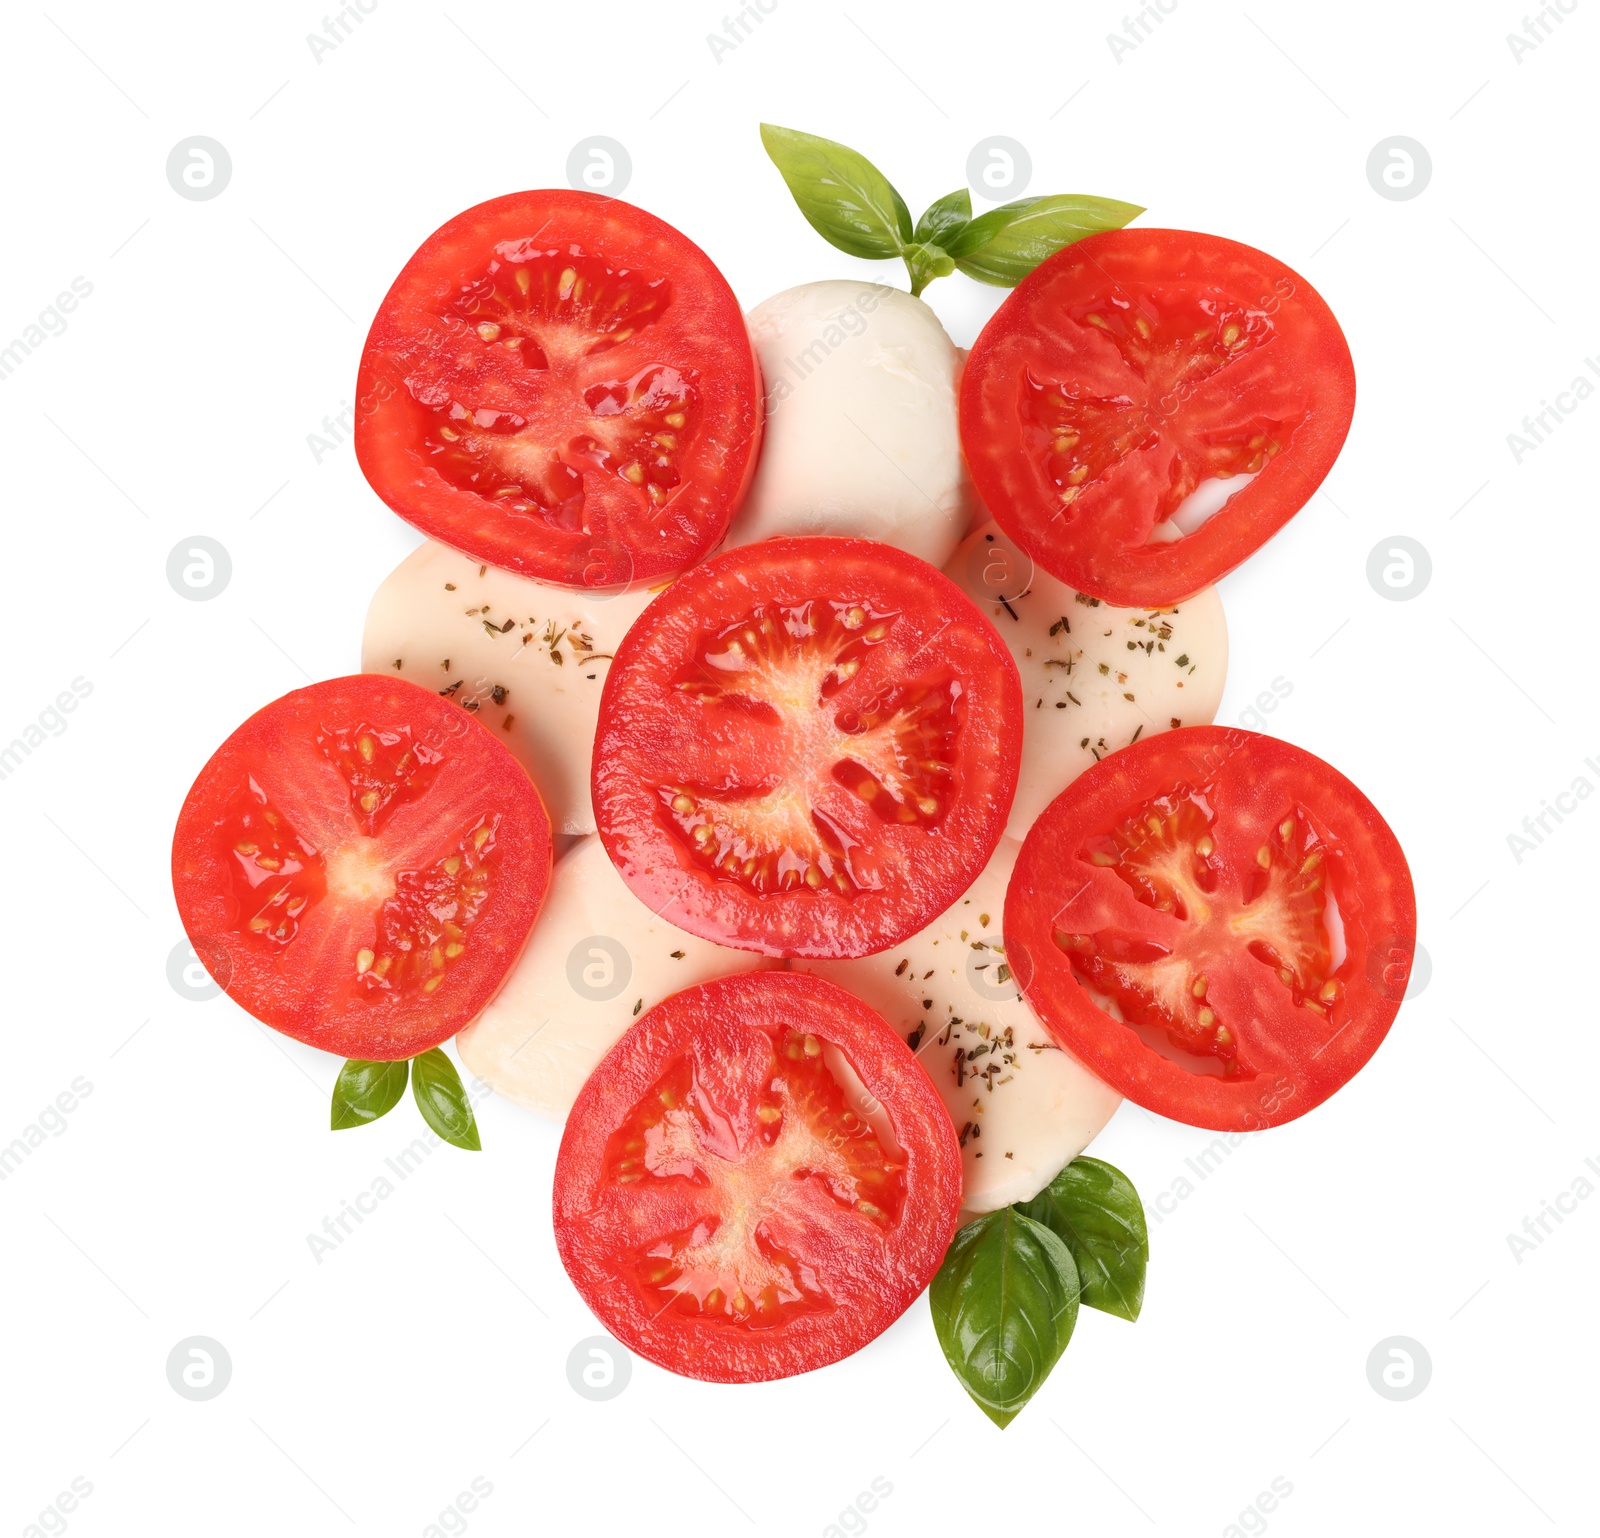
[172,677,552,1060]
[1006,728,1413,1129]
[554,973,961,1381]
[356,192,761,589]
[592,538,1023,958]
[961,230,1355,607]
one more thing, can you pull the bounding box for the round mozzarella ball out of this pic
[946,523,1228,842]
[726,281,973,565]
[457,835,769,1117]
[361,541,656,835]
[795,838,1121,1213]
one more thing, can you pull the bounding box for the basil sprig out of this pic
[329,1048,481,1151]
[411,1048,482,1150]
[930,1156,1148,1426]
[759,123,910,260]
[947,195,1144,287]
[330,1059,409,1129]
[760,123,1142,297]
[1016,1156,1148,1321]
[931,1208,1080,1428]
[912,187,973,248]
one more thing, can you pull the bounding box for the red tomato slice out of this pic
[171,676,552,1060]
[960,229,1355,607]
[355,190,762,590]
[591,537,1023,959]
[1005,728,1414,1130]
[553,972,962,1382]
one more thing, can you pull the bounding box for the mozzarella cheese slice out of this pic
[796,838,1121,1212]
[361,541,656,835]
[456,834,767,1117]
[945,523,1228,842]
[725,281,975,566]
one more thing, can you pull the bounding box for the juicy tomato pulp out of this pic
[961,230,1356,608]
[355,191,762,590]
[1005,729,1413,1130]
[591,538,1023,958]
[553,972,962,1382]
[171,677,551,1060]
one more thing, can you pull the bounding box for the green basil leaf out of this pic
[411,1048,481,1151]
[912,188,971,248]
[1016,1157,1148,1322]
[330,1059,408,1131]
[930,1208,1079,1428]
[760,123,911,260]
[948,195,1144,286]
[903,241,955,298]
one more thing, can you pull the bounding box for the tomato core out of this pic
[1019,281,1302,537]
[661,599,960,900]
[404,247,697,541]
[1059,790,1337,1078]
[214,720,504,1004]
[606,1024,905,1328]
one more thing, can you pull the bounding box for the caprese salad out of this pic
[171,123,1414,1427]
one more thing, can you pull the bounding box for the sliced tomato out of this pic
[1004,728,1414,1130]
[171,676,551,1060]
[591,537,1023,959]
[553,972,962,1382]
[355,190,762,590]
[960,229,1355,607]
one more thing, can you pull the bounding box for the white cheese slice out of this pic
[796,839,1121,1212]
[725,281,975,566]
[945,523,1228,842]
[360,541,656,835]
[456,834,768,1117]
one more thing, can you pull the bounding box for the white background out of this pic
[1,2,1595,1534]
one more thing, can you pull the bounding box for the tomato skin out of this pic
[355,189,762,590]
[960,229,1356,607]
[1004,728,1414,1131]
[553,972,962,1383]
[171,676,552,1061]
[591,536,1024,959]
